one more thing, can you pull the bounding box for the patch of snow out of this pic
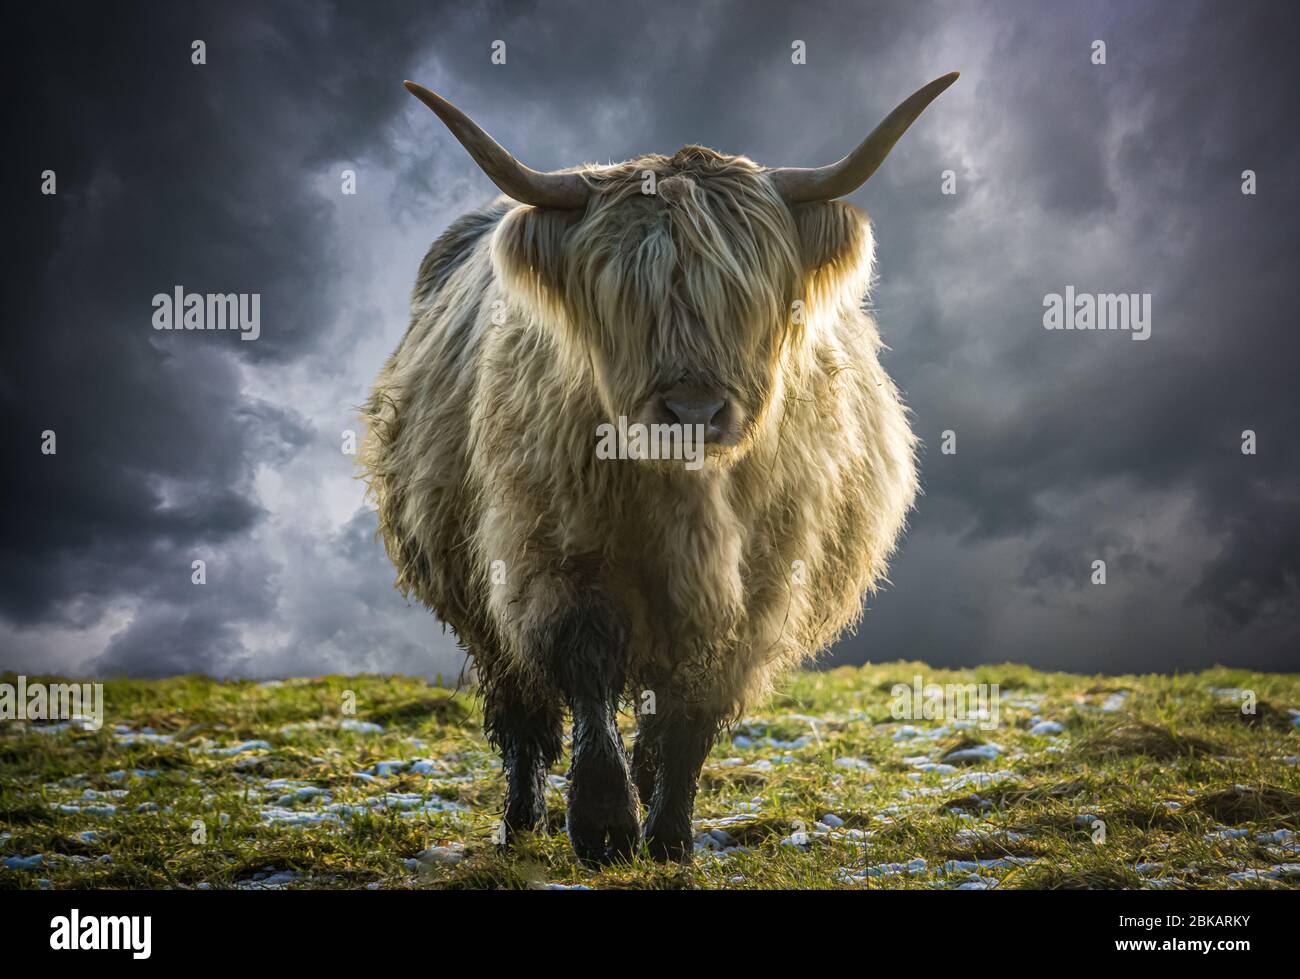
[940,856,1037,873]
[278,721,322,734]
[205,740,272,757]
[234,869,302,890]
[339,719,385,734]
[413,843,464,866]
[1227,864,1300,882]
[833,757,875,772]
[1208,687,1245,699]
[953,828,1025,847]
[1099,692,1130,712]
[846,858,928,879]
[113,729,174,746]
[1028,720,1064,736]
[941,770,1019,792]
[1205,828,1251,841]
[953,875,999,889]
[54,803,117,817]
[276,787,332,806]
[696,814,760,829]
[1255,829,1294,844]
[105,769,160,781]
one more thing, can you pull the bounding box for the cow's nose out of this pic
[662,394,727,433]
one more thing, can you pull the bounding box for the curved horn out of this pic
[769,72,959,203]
[403,81,589,209]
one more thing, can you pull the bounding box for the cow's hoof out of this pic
[567,752,641,867]
[498,813,545,850]
[502,796,547,844]
[644,828,693,864]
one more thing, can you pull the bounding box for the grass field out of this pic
[2,663,1298,890]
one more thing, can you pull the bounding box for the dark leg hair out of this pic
[482,673,563,843]
[630,721,659,806]
[640,703,722,863]
[539,593,641,866]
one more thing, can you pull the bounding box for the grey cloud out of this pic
[3,0,1296,680]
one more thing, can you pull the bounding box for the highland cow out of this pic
[362,73,957,865]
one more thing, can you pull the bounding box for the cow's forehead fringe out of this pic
[580,144,772,197]
[561,144,798,321]
[542,143,803,397]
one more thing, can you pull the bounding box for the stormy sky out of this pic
[3,0,1297,680]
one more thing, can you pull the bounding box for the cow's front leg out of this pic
[641,705,722,863]
[542,594,641,867]
[483,673,563,843]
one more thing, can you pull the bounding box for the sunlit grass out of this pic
[1,664,1296,889]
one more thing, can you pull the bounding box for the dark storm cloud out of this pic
[847,0,1300,672]
[2,0,1296,679]
[2,0,457,674]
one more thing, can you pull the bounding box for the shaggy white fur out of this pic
[362,145,917,721]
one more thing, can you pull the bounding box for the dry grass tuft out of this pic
[1073,721,1218,760]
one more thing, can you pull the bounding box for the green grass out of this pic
[2,663,1297,890]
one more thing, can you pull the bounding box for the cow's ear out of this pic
[790,201,876,306]
[492,203,583,298]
